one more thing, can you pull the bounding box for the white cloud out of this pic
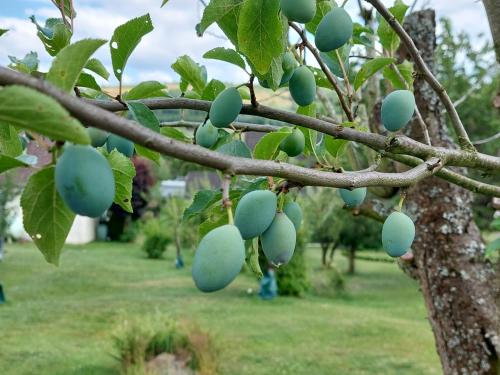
[0,0,493,85]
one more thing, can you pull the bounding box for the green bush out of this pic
[141,218,171,259]
[276,229,309,297]
[113,314,218,375]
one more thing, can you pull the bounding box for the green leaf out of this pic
[101,149,136,213]
[199,0,244,47]
[264,56,284,91]
[305,0,335,34]
[160,127,191,142]
[199,210,228,238]
[0,154,29,174]
[110,14,154,83]
[296,104,318,157]
[161,0,170,7]
[253,127,292,160]
[46,38,107,92]
[201,79,226,101]
[324,136,348,159]
[171,55,206,94]
[310,66,333,89]
[183,189,221,221]
[51,0,76,22]
[383,60,414,90]
[217,140,252,158]
[20,167,76,265]
[8,52,39,74]
[76,72,101,91]
[353,57,395,90]
[127,102,161,164]
[0,86,90,144]
[238,0,283,75]
[0,29,8,37]
[85,58,109,80]
[30,17,72,57]
[377,0,409,53]
[0,124,22,157]
[123,81,168,100]
[203,47,246,70]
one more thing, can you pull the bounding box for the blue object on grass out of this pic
[175,255,184,269]
[259,269,277,300]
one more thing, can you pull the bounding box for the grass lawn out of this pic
[0,242,441,375]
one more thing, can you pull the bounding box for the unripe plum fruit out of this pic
[284,201,302,230]
[195,121,218,148]
[382,211,415,257]
[234,190,277,239]
[106,134,134,157]
[381,90,416,131]
[280,0,316,23]
[279,128,305,157]
[289,65,316,107]
[209,87,243,128]
[315,7,353,52]
[55,145,115,218]
[88,128,109,147]
[192,224,245,292]
[261,212,296,266]
[339,187,367,207]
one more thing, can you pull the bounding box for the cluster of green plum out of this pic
[192,190,303,293]
[54,128,134,218]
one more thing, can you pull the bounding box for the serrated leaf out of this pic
[199,0,244,46]
[100,148,136,213]
[8,52,39,74]
[382,60,414,90]
[199,210,228,238]
[0,86,90,144]
[377,0,409,53]
[0,124,22,157]
[76,72,101,91]
[353,57,395,90]
[171,55,206,94]
[0,154,29,173]
[30,17,72,56]
[123,81,168,100]
[253,127,292,160]
[238,0,283,75]
[305,0,335,34]
[201,79,226,101]
[85,58,109,80]
[110,14,154,83]
[160,127,191,142]
[217,140,252,158]
[183,189,222,222]
[21,167,76,265]
[47,38,106,92]
[203,47,246,70]
[127,102,160,164]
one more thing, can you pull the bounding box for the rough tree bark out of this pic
[402,10,499,374]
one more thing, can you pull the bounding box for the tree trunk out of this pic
[347,247,355,275]
[402,10,499,374]
[327,242,338,267]
[0,237,4,261]
[483,0,500,65]
[321,242,329,266]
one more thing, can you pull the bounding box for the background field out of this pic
[0,243,440,375]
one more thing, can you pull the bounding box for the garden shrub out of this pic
[141,218,171,259]
[276,229,309,297]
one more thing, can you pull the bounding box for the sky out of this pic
[0,0,493,86]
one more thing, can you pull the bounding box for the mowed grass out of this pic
[0,243,441,375]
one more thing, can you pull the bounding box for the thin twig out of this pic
[365,0,475,151]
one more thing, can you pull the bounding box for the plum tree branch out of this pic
[0,67,498,196]
[160,120,279,133]
[289,22,354,121]
[0,67,447,189]
[365,0,475,151]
